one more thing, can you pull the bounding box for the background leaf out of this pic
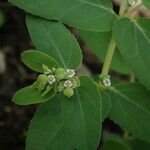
[102,134,131,150]
[22,50,59,72]
[101,92,111,121]
[79,30,130,74]
[13,85,54,105]
[26,15,82,69]
[26,77,102,150]
[9,0,116,31]
[109,83,150,142]
[113,17,150,90]
[142,0,150,10]
[130,139,150,150]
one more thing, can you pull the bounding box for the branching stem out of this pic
[101,36,116,77]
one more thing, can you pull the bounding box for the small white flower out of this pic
[128,0,136,6]
[48,75,56,85]
[67,69,75,78]
[64,80,73,88]
[103,78,111,87]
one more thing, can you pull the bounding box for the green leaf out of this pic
[13,85,54,105]
[99,0,113,9]
[130,139,150,150]
[142,0,150,10]
[102,134,131,150]
[109,83,150,141]
[26,15,82,69]
[79,30,130,74]
[101,92,111,121]
[136,17,150,31]
[9,0,117,31]
[26,77,102,150]
[22,50,59,73]
[113,18,150,90]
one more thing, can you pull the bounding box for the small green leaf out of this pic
[9,0,116,31]
[109,83,150,141]
[26,15,82,69]
[136,17,150,31]
[101,92,111,121]
[99,0,113,9]
[130,139,150,150]
[22,50,59,73]
[79,30,130,74]
[113,18,150,90]
[13,85,54,105]
[102,134,131,150]
[26,77,102,150]
[142,0,150,10]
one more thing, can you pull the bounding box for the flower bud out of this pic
[55,68,67,80]
[38,74,48,90]
[63,88,74,97]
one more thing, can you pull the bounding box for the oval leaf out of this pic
[142,0,150,10]
[102,134,131,150]
[79,30,130,74]
[13,85,54,105]
[26,15,82,69]
[9,0,116,31]
[113,18,150,90]
[109,83,150,141]
[26,77,102,150]
[22,50,59,72]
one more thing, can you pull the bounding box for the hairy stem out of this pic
[101,36,116,77]
[126,0,142,16]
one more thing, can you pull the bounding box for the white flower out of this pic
[64,80,73,88]
[103,78,111,87]
[128,0,136,6]
[48,75,56,85]
[67,69,75,78]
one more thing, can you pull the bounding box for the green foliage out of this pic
[8,0,150,149]
[26,77,102,150]
[9,0,116,31]
[113,17,150,90]
[13,85,54,105]
[26,15,82,69]
[79,30,130,74]
[142,0,150,10]
[109,83,150,141]
[102,134,131,150]
[22,50,59,72]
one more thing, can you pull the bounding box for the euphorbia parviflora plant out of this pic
[9,0,150,149]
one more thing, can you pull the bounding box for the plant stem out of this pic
[119,0,128,16]
[126,0,142,16]
[101,36,116,77]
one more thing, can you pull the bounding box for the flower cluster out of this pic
[128,0,136,6]
[99,74,111,88]
[32,65,80,98]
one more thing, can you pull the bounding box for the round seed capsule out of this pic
[63,88,74,98]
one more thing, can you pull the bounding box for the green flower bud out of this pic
[71,76,80,88]
[55,68,67,80]
[54,82,64,92]
[55,67,65,74]
[38,74,48,90]
[63,88,74,98]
